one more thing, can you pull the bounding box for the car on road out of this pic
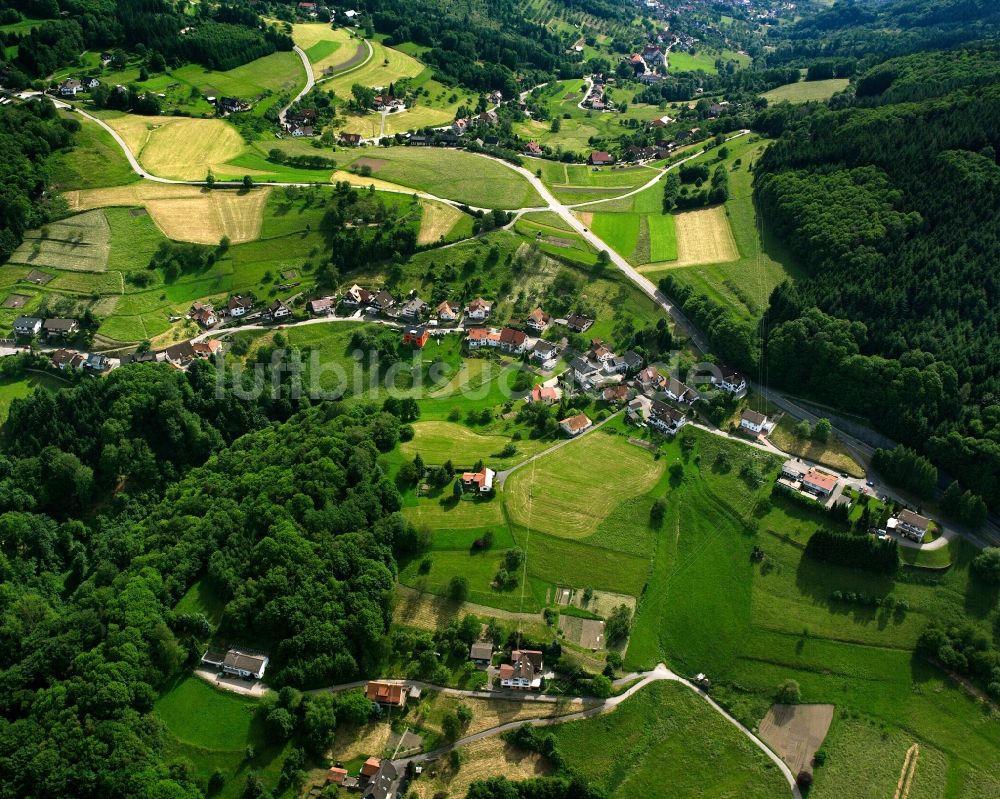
[866,479,875,487]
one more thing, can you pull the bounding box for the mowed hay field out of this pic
[291,23,356,77]
[323,40,422,97]
[103,115,248,181]
[67,184,271,244]
[641,206,738,270]
[505,430,665,539]
[417,200,464,244]
[9,211,110,272]
[400,420,550,469]
[409,737,551,799]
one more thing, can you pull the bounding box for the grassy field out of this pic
[646,212,677,262]
[417,200,468,245]
[155,677,289,799]
[762,78,850,104]
[0,372,71,423]
[292,23,357,77]
[669,48,751,74]
[49,112,140,191]
[322,39,423,99]
[646,137,800,320]
[548,681,788,798]
[504,428,665,539]
[101,114,248,181]
[588,212,641,263]
[9,210,111,273]
[67,184,271,245]
[338,148,543,209]
[400,420,551,469]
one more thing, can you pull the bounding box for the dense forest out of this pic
[767,0,1000,64]
[751,52,1000,513]
[0,97,76,261]
[0,362,421,796]
[0,0,291,80]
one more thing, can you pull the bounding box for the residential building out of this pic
[565,314,593,333]
[780,459,808,482]
[362,759,398,799]
[664,377,698,405]
[228,295,254,317]
[400,296,427,319]
[342,284,372,306]
[59,79,81,96]
[603,385,630,404]
[603,356,628,375]
[531,339,560,363]
[642,44,666,65]
[402,325,429,348]
[589,151,614,166]
[190,303,217,327]
[525,307,551,333]
[466,327,501,349]
[437,300,460,322]
[529,385,562,404]
[889,509,932,542]
[465,297,493,320]
[263,299,292,321]
[560,413,593,437]
[361,757,381,780]
[340,132,362,146]
[523,141,543,156]
[622,351,644,373]
[499,649,544,690]
[801,468,839,497]
[462,468,495,493]
[306,297,334,316]
[476,109,498,126]
[470,642,494,667]
[649,400,686,435]
[628,394,653,422]
[43,318,79,337]
[326,767,348,787]
[365,681,406,707]
[570,356,601,385]
[636,366,666,393]
[13,316,42,337]
[192,340,221,359]
[740,409,770,434]
[452,118,469,135]
[370,291,396,312]
[218,97,251,113]
[717,366,746,394]
[648,114,674,129]
[51,348,82,370]
[498,326,528,353]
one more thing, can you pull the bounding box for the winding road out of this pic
[277,45,315,127]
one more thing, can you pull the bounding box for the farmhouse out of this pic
[263,299,292,321]
[437,300,460,321]
[589,151,614,166]
[402,325,429,348]
[525,307,551,332]
[566,314,594,333]
[13,316,42,337]
[470,641,494,667]
[888,509,932,542]
[465,297,493,320]
[560,413,593,437]
[523,141,543,156]
[58,79,81,96]
[649,400,687,435]
[218,97,252,113]
[201,648,269,679]
[306,297,335,316]
[43,318,79,337]
[499,649,544,690]
[228,295,254,317]
[340,132,362,146]
[529,385,562,404]
[462,467,495,493]
[740,409,771,434]
[365,681,406,707]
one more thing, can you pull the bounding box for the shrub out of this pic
[448,576,469,601]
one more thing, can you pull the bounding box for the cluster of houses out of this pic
[778,459,842,503]
[326,757,397,799]
[50,348,112,373]
[122,339,222,369]
[217,96,252,114]
[188,295,294,329]
[582,77,614,111]
[568,338,643,391]
[13,315,80,340]
[285,107,316,137]
[499,649,545,690]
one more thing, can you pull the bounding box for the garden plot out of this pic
[758,703,834,778]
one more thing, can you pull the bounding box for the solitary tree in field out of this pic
[812,418,832,443]
[242,175,254,190]
[448,576,469,602]
[776,679,801,704]
[206,172,215,189]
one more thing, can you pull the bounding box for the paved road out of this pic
[278,46,315,127]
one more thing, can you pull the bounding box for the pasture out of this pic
[762,78,850,104]
[339,147,543,209]
[417,200,467,244]
[400,420,551,469]
[588,212,641,262]
[668,48,750,74]
[0,372,70,423]
[49,113,140,191]
[504,429,665,539]
[155,677,290,799]
[102,115,247,181]
[322,39,423,98]
[547,681,789,799]
[67,184,272,244]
